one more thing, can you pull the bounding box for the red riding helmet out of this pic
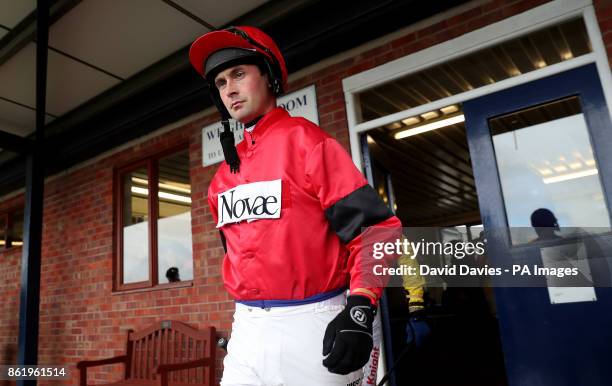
[189,26,288,95]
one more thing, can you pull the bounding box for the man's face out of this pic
[214,64,276,123]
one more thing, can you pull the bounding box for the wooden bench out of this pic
[77,320,216,386]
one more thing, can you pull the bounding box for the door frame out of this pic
[461,64,612,386]
[343,1,612,384]
[342,0,612,172]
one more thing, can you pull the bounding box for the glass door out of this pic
[463,63,612,386]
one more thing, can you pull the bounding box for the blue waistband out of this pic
[236,288,346,309]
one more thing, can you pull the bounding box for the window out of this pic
[0,209,23,249]
[489,96,611,245]
[115,147,193,291]
[0,215,5,248]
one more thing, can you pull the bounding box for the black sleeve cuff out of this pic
[324,184,394,244]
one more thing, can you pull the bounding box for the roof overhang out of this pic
[0,0,467,197]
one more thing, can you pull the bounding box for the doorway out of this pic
[345,6,612,384]
[360,61,612,386]
[363,103,508,386]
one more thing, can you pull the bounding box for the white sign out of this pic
[216,179,282,227]
[277,84,319,125]
[541,243,597,304]
[202,120,244,167]
[202,85,319,166]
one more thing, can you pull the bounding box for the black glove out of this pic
[322,295,376,374]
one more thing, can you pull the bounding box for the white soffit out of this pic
[0,99,36,137]
[49,0,207,79]
[0,0,273,133]
[174,0,269,27]
[0,43,119,117]
[0,98,54,138]
[0,43,36,112]
[0,0,35,29]
[46,44,121,116]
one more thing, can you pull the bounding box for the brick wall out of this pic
[0,194,23,382]
[1,0,611,384]
[595,0,612,68]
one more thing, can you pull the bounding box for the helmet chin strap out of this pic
[211,91,241,174]
[220,116,240,174]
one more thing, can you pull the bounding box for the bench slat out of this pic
[77,320,216,386]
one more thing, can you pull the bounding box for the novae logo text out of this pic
[217,179,282,227]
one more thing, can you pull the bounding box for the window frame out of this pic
[0,208,23,250]
[0,212,7,249]
[113,143,193,292]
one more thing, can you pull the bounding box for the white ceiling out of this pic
[49,0,206,79]
[0,43,122,118]
[0,0,270,142]
[0,98,38,136]
[46,44,123,115]
[0,0,36,29]
[0,44,38,124]
[0,98,53,137]
[174,0,268,27]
